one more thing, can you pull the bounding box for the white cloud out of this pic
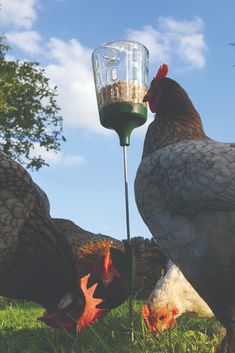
[5,54,16,61]
[31,143,87,166]
[44,38,105,132]
[159,16,204,34]
[3,16,206,134]
[177,34,205,69]
[127,17,206,70]
[126,25,170,64]
[39,18,206,132]
[62,155,87,166]
[6,31,42,54]
[43,18,206,133]
[0,0,37,29]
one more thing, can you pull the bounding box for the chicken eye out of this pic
[159,315,165,321]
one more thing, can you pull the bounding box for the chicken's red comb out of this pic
[77,273,106,332]
[155,64,168,80]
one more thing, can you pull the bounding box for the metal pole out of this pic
[122,145,134,342]
[123,145,131,243]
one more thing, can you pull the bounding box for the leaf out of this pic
[0,35,66,170]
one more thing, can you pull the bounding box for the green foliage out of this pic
[0,299,223,353]
[0,35,65,170]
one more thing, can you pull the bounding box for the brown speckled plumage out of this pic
[0,152,128,324]
[53,218,123,279]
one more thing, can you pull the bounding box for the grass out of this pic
[0,299,224,353]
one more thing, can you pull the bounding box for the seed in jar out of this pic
[97,81,148,107]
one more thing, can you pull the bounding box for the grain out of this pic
[97,81,148,108]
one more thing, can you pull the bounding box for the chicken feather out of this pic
[135,64,235,352]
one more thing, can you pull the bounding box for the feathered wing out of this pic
[53,218,121,250]
[136,139,235,216]
[53,218,124,278]
[135,139,235,303]
[0,153,76,309]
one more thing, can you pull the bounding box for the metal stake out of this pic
[122,145,134,342]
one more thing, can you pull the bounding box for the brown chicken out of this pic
[40,218,129,330]
[135,64,235,352]
[0,151,129,331]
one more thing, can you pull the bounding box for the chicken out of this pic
[0,152,77,309]
[135,64,235,352]
[0,152,129,331]
[142,261,213,334]
[53,218,129,313]
[39,217,130,330]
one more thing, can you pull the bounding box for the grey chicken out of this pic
[135,64,235,352]
[0,152,76,311]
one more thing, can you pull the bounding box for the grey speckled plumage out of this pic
[135,73,235,352]
[136,139,235,290]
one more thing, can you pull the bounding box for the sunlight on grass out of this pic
[0,299,222,353]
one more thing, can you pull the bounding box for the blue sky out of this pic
[0,0,235,240]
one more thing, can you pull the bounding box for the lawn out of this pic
[0,299,223,353]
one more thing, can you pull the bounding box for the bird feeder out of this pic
[91,40,149,342]
[92,40,149,146]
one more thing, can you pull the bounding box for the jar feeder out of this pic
[92,40,149,146]
[91,40,149,342]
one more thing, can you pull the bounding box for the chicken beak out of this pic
[58,293,73,310]
[143,92,150,102]
[102,277,111,287]
[143,88,158,113]
[38,311,74,329]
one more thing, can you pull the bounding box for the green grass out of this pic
[0,299,223,353]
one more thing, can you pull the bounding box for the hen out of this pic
[142,261,213,334]
[0,152,129,331]
[135,64,235,352]
[52,218,129,323]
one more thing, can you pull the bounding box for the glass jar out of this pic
[92,40,149,145]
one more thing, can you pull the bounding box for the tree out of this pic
[0,35,65,170]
